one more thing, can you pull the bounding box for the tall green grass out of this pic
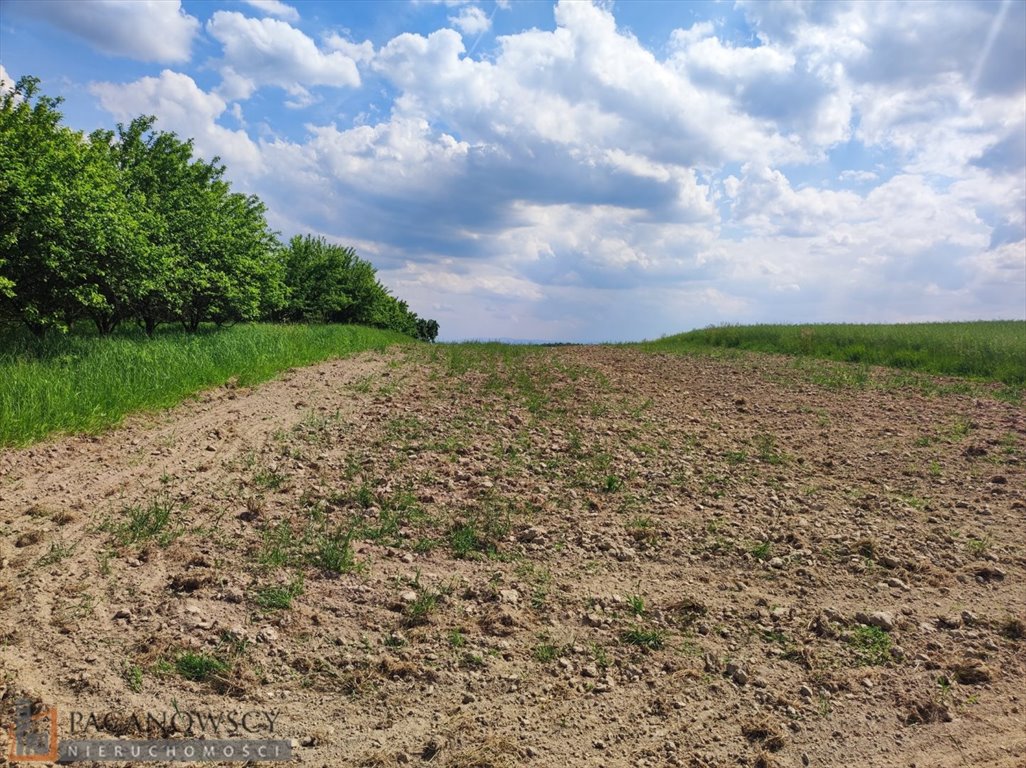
[638,321,1026,386]
[0,323,413,446]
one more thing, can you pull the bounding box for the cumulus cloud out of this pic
[80,0,1026,338]
[206,11,360,103]
[89,70,263,177]
[449,6,492,36]
[6,0,199,63]
[242,0,300,22]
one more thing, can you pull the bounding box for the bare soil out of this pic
[1,345,1024,768]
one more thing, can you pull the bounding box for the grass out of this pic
[0,322,414,447]
[175,651,229,682]
[849,625,892,665]
[620,626,666,650]
[254,579,304,611]
[637,321,1026,387]
[105,494,182,549]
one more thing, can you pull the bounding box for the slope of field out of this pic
[639,321,1026,387]
[0,323,413,447]
[1,344,1024,767]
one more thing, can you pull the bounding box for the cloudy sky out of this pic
[1,0,1024,341]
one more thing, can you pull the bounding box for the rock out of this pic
[498,589,521,605]
[114,609,133,621]
[768,557,785,569]
[400,590,418,604]
[950,661,992,685]
[856,611,895,632]
[799,685,813,699]
[960,610,978,626]
[725,662,749,686]
[989,475,1007,485]
[975,566,1006,583]
[581,664,599,678]
[525,746,539,758]
[770,606,788,622]
[884,577,910,591]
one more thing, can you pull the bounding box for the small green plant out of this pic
[724,450,747,465]
[404,588,440,627]
[751,541,772,561]
[603,475,623,493]
[123,664,144,693]
[533,643,560,663]
[621,626,666,650]
[253,468,287,490]
[254,578,304,610]
[107,493,182,548]
[849,625,892,665]
[754,433,785,464]
[447,630,466,648]
[37,539,76,566]
[175,651,229,682]
[965,537,990,558]
[627,594,646,616]
[312,528,358,574]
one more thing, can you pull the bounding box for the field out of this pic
[639,321,1026,388]
[0,323,413,447]
[1,339,1024,767]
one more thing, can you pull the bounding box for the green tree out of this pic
[0,77,145,336]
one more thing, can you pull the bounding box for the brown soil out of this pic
[1,345,1024,768]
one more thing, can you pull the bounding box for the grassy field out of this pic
[638,321,1026,386]
[0,323,413,446]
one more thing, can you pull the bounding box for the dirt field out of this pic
[1,344,1024,768]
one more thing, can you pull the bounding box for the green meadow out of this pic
[0,323,412,447]
[638,321,1026,386]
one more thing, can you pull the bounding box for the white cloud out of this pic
[80,0,1026,338]
[449,6,491,36]
[206,11,360,102]
[242,0,300,22]
[839,170,878,183]
[7,0,199,63]
[90,70,263,177]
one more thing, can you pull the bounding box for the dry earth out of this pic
[1,344,1024,768]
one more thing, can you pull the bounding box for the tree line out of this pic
[0,76,438,342]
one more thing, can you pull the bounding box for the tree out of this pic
[0,76,137,335]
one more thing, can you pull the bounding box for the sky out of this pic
[1,0,1024,341]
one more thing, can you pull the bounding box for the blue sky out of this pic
[1,0,1024,341]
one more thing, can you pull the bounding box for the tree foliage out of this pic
[0,76,437,341]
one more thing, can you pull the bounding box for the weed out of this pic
[404,591,438,627]
[965,537,990,558]
[849,625,892,665]
[603,474,623,493]
[754,433,786,465]
[254,578,304,611]
[312,528,358,574]
[725,450,747,465]
[627,594,646,616]
[447,630,466,648]
[175,652,229,682]
[751,541,773,561]
[123,664,144,693]
[533,643,561,663]
[37,539,76,566]
[621,626,666,650]
[106,493,182,548]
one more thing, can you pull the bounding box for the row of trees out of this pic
[0,76,438,341]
